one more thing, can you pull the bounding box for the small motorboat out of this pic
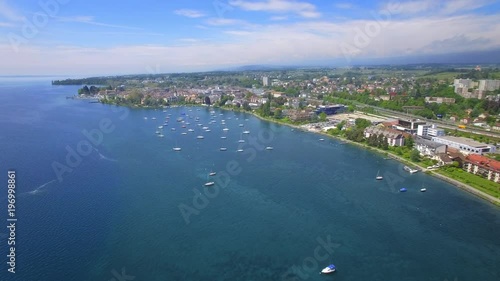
[204,181,215,187]
[209,172,216,176]
[320,264,336,274]
[420,188,427,192]
[172,147,181,151]
[220,147,227,151]
[265,146,273,150]
[319,138,324,141]
[400,188,407,192]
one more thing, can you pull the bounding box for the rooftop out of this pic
[433,135,491,148]
[466,154,500,172]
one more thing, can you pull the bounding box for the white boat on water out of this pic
[197,136,204,139]
[158,134,164,138]
[209,172,216,176]
[237,149,244,152]
[221,136,227,139]
[188,129,194,132]
[243,130,250,134]
[152,117,156,120]
[223,128,229,131]
[320,264,336,274]
[403,166,419,174]
[181,132,187,135]
[420,188,427,192]
[220,147,227,151]
[239,124,244,127]
[376,170,383,180]
[265,146,273,150]
[172,147,181,151]
[204,181,215,187]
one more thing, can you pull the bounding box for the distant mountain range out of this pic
[217,49,500,72]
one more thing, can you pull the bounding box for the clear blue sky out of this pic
[0,0,499,75]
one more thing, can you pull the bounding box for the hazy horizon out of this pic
[1,0,500,76]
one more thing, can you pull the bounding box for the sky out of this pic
[0,0,499,76]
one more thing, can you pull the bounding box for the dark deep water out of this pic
[0,78,499,281]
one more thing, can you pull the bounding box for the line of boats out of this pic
[376,170,427,192]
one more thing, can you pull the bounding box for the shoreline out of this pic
[99,101,500,206]
[239,108,500,207]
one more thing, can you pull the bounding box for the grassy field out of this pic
[436,168,500,199]
[418,71,463,80]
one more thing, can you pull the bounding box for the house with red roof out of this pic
[463,154,500,183]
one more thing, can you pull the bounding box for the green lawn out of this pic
[436,168,500,199]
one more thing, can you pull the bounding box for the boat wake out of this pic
[94,148,117,162]
[26,179,57,195]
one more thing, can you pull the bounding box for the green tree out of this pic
[382,137,389,150]
[89,85,99,95]
[355,118,372,129]
[274,108,283,119]
[410,149,421,162]
[78,85,90,95]
[336,120,346,131]
[405,135,414,149]
[319,112,327,122]
[242,101,252,111]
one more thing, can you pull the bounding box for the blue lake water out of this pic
[0,79,499,281]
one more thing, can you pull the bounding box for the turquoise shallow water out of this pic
[0,79,499,281]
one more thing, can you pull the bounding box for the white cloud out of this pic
[0,22,14,27]
[0,0,25,22]
[229,0,321,18]
[205,18,251,26]
[174,9,206,18]
[56,16,142,30]
[334,3,356,9]
[440,0,494,15]
[1,11,500,75]
[381,0,494,16]
[270,16,288,21]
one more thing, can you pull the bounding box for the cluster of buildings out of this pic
[357,117,500,182]
[453,79,500,99]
